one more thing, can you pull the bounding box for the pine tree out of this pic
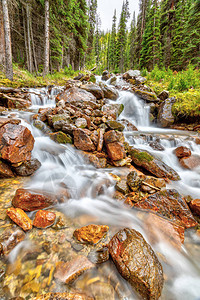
[86,0,97,66]
[109,9,117,71]
[116,0,130,72]
[140,0,161,70]
[128,12,137,69]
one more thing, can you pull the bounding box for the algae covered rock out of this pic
[109,228,164,300]
[128,147,180,181]
[49,131,72,144]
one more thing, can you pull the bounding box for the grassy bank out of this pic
[143,65,200,118]
[0,64,80,88]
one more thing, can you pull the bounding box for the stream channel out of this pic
[0,77,200,299]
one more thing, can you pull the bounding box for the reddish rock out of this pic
[145,214,185,249]
[97,129,104,152]
[12,189,58,212]
[134,189,197,228]
[73,224,109,244]
[128,147,180,181]
[179,155,200,170]
[82,152,107,168]
[102,103,124,120]
[0,123,34,164]
[0,159,15,178]
[7,207,32,231]
[0,118,21,128]
[54,255,94,283]
[0,228,25,256]
[174,146,191,158]
[73,129,96,152]
[33,292,94,300]
[106,142,126,161]
[109,228,164,300]
[104,130,118,144]
[33,210,56,228]
[189,199,200,216]
[81,83,104,99]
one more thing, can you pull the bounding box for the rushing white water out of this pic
[5,78,200,299]
[29,86,64,109]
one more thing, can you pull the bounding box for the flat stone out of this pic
[54,255,94,283]
[134,189,197,228]
[12,189,58,212]
[109,228,164,300]
[73,224,109,244]
[7,207,32,231]
[33,210,56,228]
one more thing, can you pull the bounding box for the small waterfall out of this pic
[29,86,64,108]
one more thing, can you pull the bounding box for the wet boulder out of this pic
[100,83,119,100]
[106,120,125,132]
[0,123,34,164]
[106,142,126,161]
[12,189,58,212]
[134,189,197,228]
[33,120,52,135]
[158,90,169,101]
[102,103,124,120]
[127,171,142,191]
[54,255,94,283]
[81,83,104,99]
[73,224,109,244]
[73,128,96,152]
[116,180,130,194]
[33,210,56,228]
[128,147,180,181]
[101,70,111,81]
[122,70,141,80]
[12,158,41,176]
[149,141,165,151]
[75,117,88,129]
[174,146,191,159]
[56,87,98,109]
[134,89,158,102]
[0,160,15,178]
[49,131,72,144]
[179,155,200,170]
[189,199,200,216]
[109,228,164,300]
[120,119,138,131]
[7,207,32,231]
[158,98,175,127]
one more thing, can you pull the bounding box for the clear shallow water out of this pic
[2,79,200,299]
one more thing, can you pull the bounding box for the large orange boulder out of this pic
[134,189,197,228]
[7,207,32,231]
[73,129,96,152]
[179,155,200,170]
[174,146,191,159]
[12,189,58,212]
[0,123,34,164]
[109,228,164,300]
[33,210,56,228]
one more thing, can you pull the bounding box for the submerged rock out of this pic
[109,228,164,300]
[0,228,25,256]
[128,147,180,181]
[73,224,109,244]
[7,207,32,231]
[88,247,109,264]
[134,189,197,228]
[33,210,56,228]
[54,255,94,283]
[0,123,34,164]
[12,189,58,212]
[179,155,200,170]
[32,292,94,300]
[0,160,15,178]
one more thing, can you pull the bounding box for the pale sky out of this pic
[97,0,139,31]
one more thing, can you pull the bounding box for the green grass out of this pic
[144,65,200,118]
[0,64,80,88]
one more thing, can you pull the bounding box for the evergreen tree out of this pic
[86,0,97,67]
[109,10,117,71]
[128,12,137,68]
[140,0,161,70]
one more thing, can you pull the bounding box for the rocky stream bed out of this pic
[0,70,199,300]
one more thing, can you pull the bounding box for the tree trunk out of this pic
[0,1,5,67]
[26,3,33,73]
[2,0,13,81]
[43,0,50,76]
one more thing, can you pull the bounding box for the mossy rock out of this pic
[130,148,153,163]
[135,89,158,102]
[49,132,72,144]
[106,120,125,132]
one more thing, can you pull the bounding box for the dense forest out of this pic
[0,0,200,80]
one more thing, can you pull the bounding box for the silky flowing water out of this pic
[0,78,200,299]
